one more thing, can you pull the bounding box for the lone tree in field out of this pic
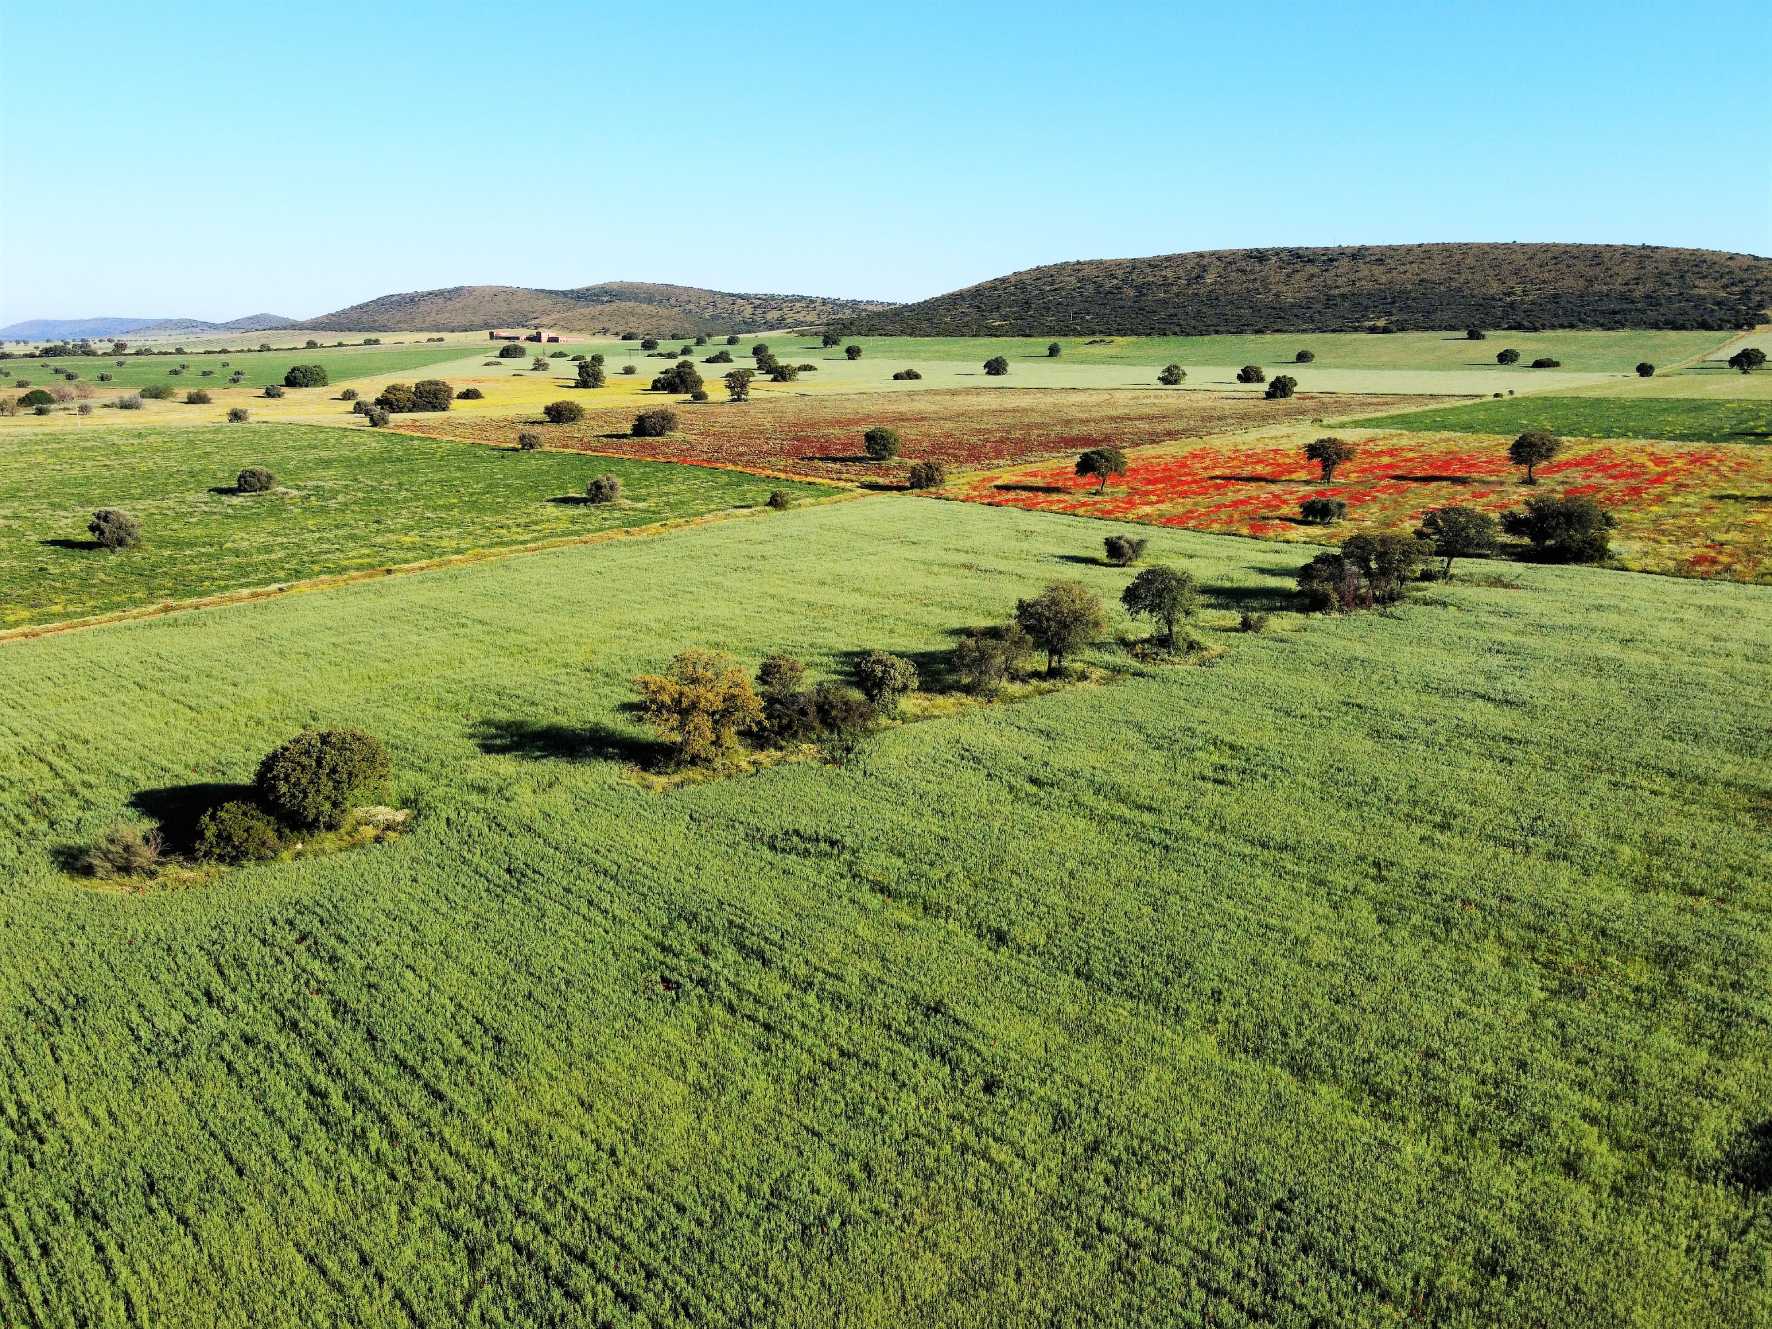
[1102,534,1147,566]
[816,332,838,347]
[1636,362,1655,377]
[1047,342,1062,357]
[1076,446,1128,494]
[640,337,660,351]
[632,649,763,768]
[724,368,754,402]
[1415,505,1499,578]
[853,651,919,711]
[863,426,901,460]
[1016,582,1107,676]
[1264,374,1297,399]
[1508,429,1560,484]
[1295,349,1314,363]
[236,466,276,493]
[256,728,390,830]
[577,359,605,388]
[1236,364,1265,384]
[1157,364,1185,385]
[1304,436,1356,482]
[1121,565,1200,648]
[1502,494,1615,563]
[983,355,1009,376]
[632,408,678,436]
[845,344,863,360]
[88,508,141,550]
[1729,347,1767,374]
[283,364,328,388]
[543,400,585,424]
[1496,348,1521,365]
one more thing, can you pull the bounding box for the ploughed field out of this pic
[1,497,1767,1328]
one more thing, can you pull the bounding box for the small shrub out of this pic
[185,389,212,404]
[140,383,176,400]
[97,371,113,382]
[854,651,918,709]
[365,406,391,427]
[726,335,741,345]
[456,386,484,400]
[543,400,585,424]
[1299,497,1347,525]
[640,338,660,351]
[620,364,637,375]
[283,364,328,388]
[78,823,162,879]
[906,461,946,489]
[1296,533,1431,612]
[808,683,876,764]
[263,384,285,399]
[1294,349,1314,363]
[863,426,901,460]
[1157,364,1184,385]
[236,466,276,493]
[1728,348,1767,373]
[1236,364,1266,383]
[1047,342,1062,357]
[892,368,923,380]
[89,508,141,550]
[1103,534,1148,566]
[516,431,542,450]
[948,625,1032,697]
[340,388,360,401]
[256,728,391,830]
[77,403,93,416]
[766,489,793,510]
[194,801,284,864]
[498,342,526,359]
[1415,505,1499,577]
[690,388,709,402]
[1496,348,1521,365]
[705,350,734,364]
[117,394,143,410]
[982,355,1008,376]
[1635,362,1655,377]
[632,408,677,436]
[1264,374,1297,399]
[1237,611,1269,633]
[1465,328,1486,341]
[585,474,622,504]
[1529,357,1561,369]
[845,345,863,360]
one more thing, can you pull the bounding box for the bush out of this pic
[892,368,923,380]
[1496,348,1521,365]
[256,728,391,830]
[640,338,660,352]
[517,431,542,450]
[1237,611,1270,633]
[766,489,793,509]
[283,364,328,388]
[1304,435,1356,482]
[1296,533,1431,611]
[651,361,703,395]
[117,394,143,410]
[726,335,741,345]
[948,625,1032,696]
[411,379,454,411]
[1466,328,1486,341]
[89,508,141,549]
[1502,495,1615,563]
[97,371,113,382]
[32,405,51,416]
[705,350,734,364]
[1415,505,1499,577]
[577,360,606,388]
[767,363,799,382]
[1636,362,1655,377]
[1015,581,1107,675]
[1294,349,1314,363]
[863,426,901,460]
[1299,497,1347,525]
[1529,357,1562,369]
[1121,565,1200,648]
[1508,429,1560,483]
[185,389,212,404]
[808,683,876,764]
[263,384,285,399]
[620,364,637,375]
[543,400,585,425]
[1048,342,1062,357]
[632,408,677,436]
[340,388,359,401]
[982,355,1008,376]
[1236,364,1266,383]
[633,649,763,768]
[365,406,391,427]
[1076,446,1128,493]
[78,822,162,878]
[906,461,946,489]
[236,466,276,493]
[690,388,709,402]
[1103,534,1148,566]
[1157,364,1184,385]
[1264,374,1297,399]
[456,386,483,400]
[585,474,622,503]
[194,801,284,864]
[18,388,54,407]
[853,651,918,710]
[77,403,93,416]
[497,342,526,358]
[845,345,863,360]
[139,383,176,400]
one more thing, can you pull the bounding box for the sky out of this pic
[1,0,1767,322]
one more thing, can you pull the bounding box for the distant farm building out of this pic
[488,327,560,343]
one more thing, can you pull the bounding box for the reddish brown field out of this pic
[401,388,1426,483]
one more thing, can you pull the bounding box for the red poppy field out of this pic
[943,427,1772,582]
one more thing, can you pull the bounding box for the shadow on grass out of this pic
[1716,492,1772,504]
[993,482,1068,495]
[799,453,879,465]
[40,538,101,551]
[1391,474,1477,484]
[545,495,621,507]
[471,718,666,767]
[1207,474,1298,485]
[1728,429,1772,441]
[129,782,257,854]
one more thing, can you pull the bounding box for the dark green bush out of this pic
[1048,342,1062,357]
[1236,364,1266,384]
[1157,364,1184,385]
[640,338,660,351]
[1496,348,1521,365]
[705,350,734,364]
[255,728,391,830]
[544,400,585,424]
[632,408,678,436]
[766,489,792,509]
[845,345,863,360]
[585,474,622,503]
[1295,349,1314,363]
[456,387,483,400]
[1529,357,1561,369]
[283,364,328,388]
[982,355,1008,375]
[1502,495,1615,563]
[194,801,284,864]
[185,389,212,404]
[365,406,391,427]
[1238,611,1270,633]
[1636,362,1655,377]
[651,361,703,395]
[236,466,276,493]
[863,426,901,460]
[263,384,285,399]
[1103,534,1148,566]
[948,625,1032,696]
[1299,497,1347,524]
[411,379,453,411]
[854,651,918,709]
[340,388,359,401]
[498,342,526,358]
[17,388,53,407]
[809,683,876,764]
[140,383,177,400]
[1264,374,1297,399]
[906,461,946,489]
[892,368,922,380]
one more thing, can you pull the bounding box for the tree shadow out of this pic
[799,453,877,465]
[129,782,257,854]
[1728,429,1771,440]
[993,482,1067,494]
[1715,492,1772,504]
[40,538,100,551]
[857,480,909,492]
[1052,552,1106,566]
[1727,1119,1772,1193]
[471,717,666,767]
[1204,583,1299,612]
[1208,474,1297,485]
[1391,474,1476,484]
[546,495,611,506]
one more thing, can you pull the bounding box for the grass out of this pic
[0,497,1767,1327]
[1,341,490,392]
[1350,394,1772,444]
[0,423,835,628]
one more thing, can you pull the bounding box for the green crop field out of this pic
[1349,394,1772,444]
[2,342,482,392]
[1,497,1766,1327]
[0,423,834,628]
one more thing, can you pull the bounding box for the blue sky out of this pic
[2,0,1766,321]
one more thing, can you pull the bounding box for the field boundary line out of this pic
[0,491,863,646]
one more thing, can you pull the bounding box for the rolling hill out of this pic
[0,313,295,340]
[295,282,895,335]
[833,243,1772,337]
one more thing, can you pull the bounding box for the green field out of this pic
[1,497,1766,1326]
[0,423,834,628]
[1350,394,1772,444]
[2,342,483,392]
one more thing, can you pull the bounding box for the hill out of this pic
[834,243,1772,337]
[0,313,295,340]
[295,282,895,335]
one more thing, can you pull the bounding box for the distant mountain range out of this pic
[833,243,1772,337]
[0,313,296,340]
[289,282,896,336]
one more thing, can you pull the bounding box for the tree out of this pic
[1295,349,1315,363]
[195,801,284,864]
[1496,348,1520,365]
[705,349,734,364]
[1121,565,1200,648]
[863,426,901,460]
[726,335,741,345]
[651,361,703,395]
[577,360,606,388]
[1157,364,1184,385]
[906,461,946,489]
[1508,429,1559,484]
[821,332,841,347]
[585,474,622,503]
[724,368,754,401]
[1415,505,1499,578]
[255,728,390,830]
[1015,582,1106,675]
[236,466,276,493]
[543,400,584,424]
[853,651,918,710]
[1304,435,1356,482]
[845,344,863,360]
[632,408,678,436]
[983,355,1009,376]
[767,363,799,382]
[1502,495,1615,563]
[283,364,328,388]
[1296,533,1431,612]
[1102,534,1148,566]
[632,649,763,768]
[1264,374,1297,399]
[1047,342,1062,357]
[808,683,876,764]
[375,382,416,411]
[640,337,660,351]
[1466,328,1486,341]
[948,625,1032,696]
[88,508,141,550]
[1076,446,1128,494]
[1236,364,1265,384]
[1635,362,1655,377]
[1299,497,1346,525]
[1729,347,1767,374]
